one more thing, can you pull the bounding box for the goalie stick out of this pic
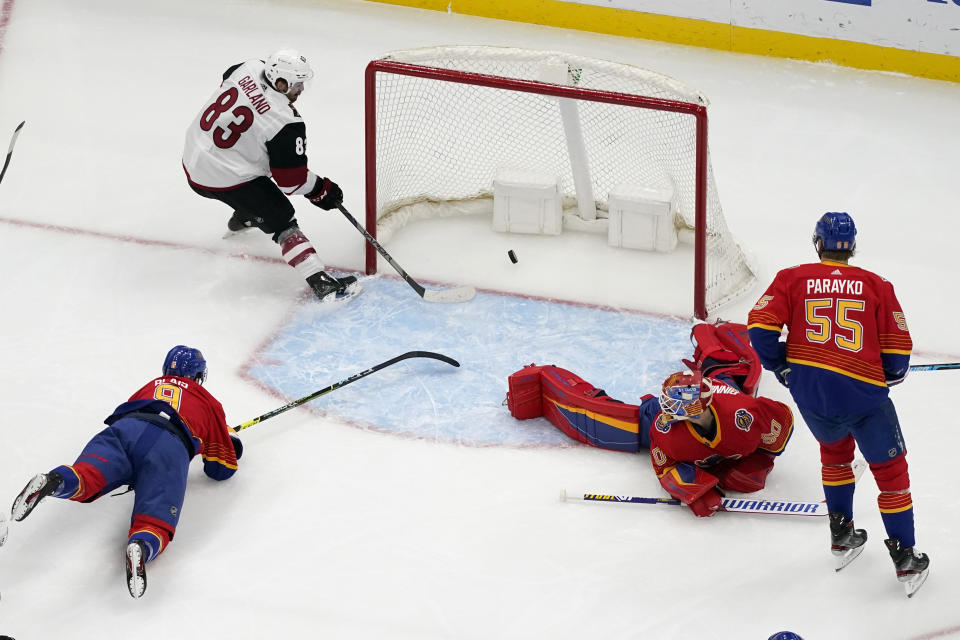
[233,350,460,432]
[337,204,476,303]
[0,120,25,187]
[562,460,867,517]
[560,490,830,516]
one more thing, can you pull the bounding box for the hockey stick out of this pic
[0,121,25,187]
[908,362,960,372]
[232,350,460,432]
[337,204,476,303]
[562,460,867,517]
[560,490,829,516]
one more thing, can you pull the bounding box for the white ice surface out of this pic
[1,1,959,638]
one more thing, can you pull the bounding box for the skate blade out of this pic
[904,568,929,598]
[834,545,865,571]
[321,283,362,304]
[221,227,255,239]
[125,544,147,599]
[11,474,46,522]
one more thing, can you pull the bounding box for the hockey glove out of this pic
[230,435,244,460]
[885,368,908,387]
[773,364,791,388]
[305,176,343,210]
[688,488,723,517]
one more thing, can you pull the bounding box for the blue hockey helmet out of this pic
[812,211,856,252]
[768,633,804,640]
[162,345,208,385]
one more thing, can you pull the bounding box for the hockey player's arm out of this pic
[651,449,722,517]
[747,284,792,386]
[266,122,319,196]
[877,282,913,386]
[221,62,243,83]
[201,405,240,481]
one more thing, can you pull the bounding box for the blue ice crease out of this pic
[245,275,693,446]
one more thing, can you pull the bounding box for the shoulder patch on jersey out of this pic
[655,413,674,433]
[761,419,783,445]
[734,408,754,431]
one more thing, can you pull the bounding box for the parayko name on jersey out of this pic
[805,278,863,295]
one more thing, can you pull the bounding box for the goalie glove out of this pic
[688,488,723,517]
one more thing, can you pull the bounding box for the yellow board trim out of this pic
[365,0,960,84]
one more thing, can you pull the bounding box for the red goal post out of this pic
[363,46,756,319]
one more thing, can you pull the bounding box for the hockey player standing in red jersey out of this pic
[183,49,357,301]
[6,346,242,599]
[747,211,929,596]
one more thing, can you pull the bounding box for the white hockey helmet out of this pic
[264,49,314,96]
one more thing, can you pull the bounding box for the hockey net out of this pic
[364,46,757,318]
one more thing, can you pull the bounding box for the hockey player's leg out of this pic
[828,511,867,571]
[122,438,186,598]
[276,225,358,301]
[819,436,865,570]
[10,470,68,522]
[883,537,929,598]
[870,454,929,596]
[125,517,174,599]
[855,400,927,595]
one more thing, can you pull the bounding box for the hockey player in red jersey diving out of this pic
[6,346,241,599]
[648,369,793,517]
[506,321,793,517]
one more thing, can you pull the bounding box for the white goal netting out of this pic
[368,45,757,316]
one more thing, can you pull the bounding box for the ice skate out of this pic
[307,271,360,302]
[829,511,867,571]
[222,211,256,238]
[125,540,148,599]
[11,472,63,522]
[884,538,929,598]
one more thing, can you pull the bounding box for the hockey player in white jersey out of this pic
[183,49,356,301]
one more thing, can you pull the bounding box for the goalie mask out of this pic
[264,49,314,100]
[659,370,713,420]
[162,345,208,385]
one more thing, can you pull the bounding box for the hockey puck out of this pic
[508,249,518,264]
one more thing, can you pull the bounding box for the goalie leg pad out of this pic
[684,321,761,395]
[506,365,545,420]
